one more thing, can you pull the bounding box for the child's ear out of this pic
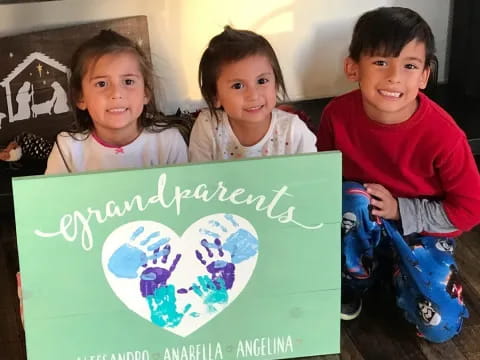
[419,67,431,90]
[76,97,87,111]
[143,89,151,105]
[344,57,360,81]
[214,97,221,109]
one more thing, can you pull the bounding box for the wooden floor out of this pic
[1,211,479,360]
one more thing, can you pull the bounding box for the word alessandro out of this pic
[36,173,323,250]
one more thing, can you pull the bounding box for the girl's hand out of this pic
[364,183,400,220]
[16,272,24,327]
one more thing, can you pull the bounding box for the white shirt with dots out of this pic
[189,108,317,163]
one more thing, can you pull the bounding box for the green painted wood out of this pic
[12,152,342,360]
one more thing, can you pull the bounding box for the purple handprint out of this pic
[140,244,181,298]
[196,238,235,290]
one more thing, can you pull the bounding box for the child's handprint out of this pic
[140,245,181,297]
[147,284,191,328]
[102,217,258,335]
[107,226,182,298]
[108,226,172,278]
[201,214,258,264]
[191,275,228,313]
[196,238,236,289]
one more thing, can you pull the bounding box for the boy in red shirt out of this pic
[317,7,480,343]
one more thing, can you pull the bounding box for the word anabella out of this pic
[36,173,323,250]
[77,335,294,360]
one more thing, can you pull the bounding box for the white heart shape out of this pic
[101,214,259,337]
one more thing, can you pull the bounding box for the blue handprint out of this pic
[107,226,181,297]
[201,214,258,265]
[147,284,192,328]
[108,226,171,278]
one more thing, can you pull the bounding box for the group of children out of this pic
[45,24,317,172]
[20,6,480,344]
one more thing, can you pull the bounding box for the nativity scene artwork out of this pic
[1,52,70,126]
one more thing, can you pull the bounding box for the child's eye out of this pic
[373,60,387,66]
[95,80,107,88]
[231,83,244,90]
[405,64,419,70]
[258,78,269,85]
[124,79,135,86]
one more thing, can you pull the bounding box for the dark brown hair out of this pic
[198,25,287,121]
[349,7,436,67]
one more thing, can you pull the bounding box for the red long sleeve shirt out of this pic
[317,89,480,233]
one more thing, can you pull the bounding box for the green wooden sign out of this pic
[13,152,341,360]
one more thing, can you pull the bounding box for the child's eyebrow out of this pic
[89,75,107,81]
[120,73,142,77]
[226,72,273,82]
[89,73,141,81]
[257,72,273,77]
[404,56,424,63]
[226,78,244,83]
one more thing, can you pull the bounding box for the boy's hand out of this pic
[364,183,400,220]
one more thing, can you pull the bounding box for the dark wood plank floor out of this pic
[1,210,479,360]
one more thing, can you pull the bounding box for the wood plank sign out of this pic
[0,16,150,147]
[13,152,341,360]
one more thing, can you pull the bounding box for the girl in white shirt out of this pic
[45,30,188,174]
[19,30,189,325]
[189,26,316,162]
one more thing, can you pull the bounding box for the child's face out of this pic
[345,40,430,124]
[215,54,277,127]
[77,51,149,141]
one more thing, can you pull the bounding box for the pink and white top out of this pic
[45,128,187,174]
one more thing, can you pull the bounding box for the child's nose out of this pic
[109,82,123,99]
[386,66,401,83]
[245,86,259,100]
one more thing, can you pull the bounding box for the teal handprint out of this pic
[147,284,191,328]
[191,275,228,313]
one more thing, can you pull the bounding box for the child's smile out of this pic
[378,89,402,98]
[244,104,265,112]
[106,107,128,113]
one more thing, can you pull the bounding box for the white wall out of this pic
[0,0,452,114]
